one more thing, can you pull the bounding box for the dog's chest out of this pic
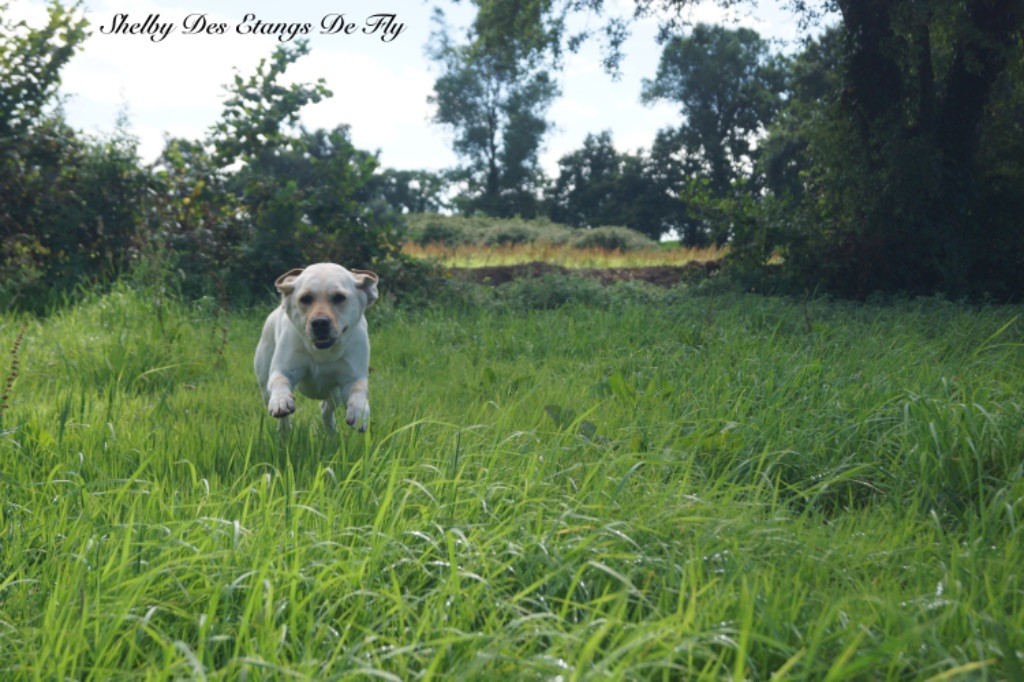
[296,360,351,400]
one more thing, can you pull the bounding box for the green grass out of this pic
[1,281,1023,679]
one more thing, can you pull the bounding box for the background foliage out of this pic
[1,0,1022,308]
[0,8,419,310]
[446,0,1024,299]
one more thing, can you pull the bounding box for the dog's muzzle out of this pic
[310,317,336,350]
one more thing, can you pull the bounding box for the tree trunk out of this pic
[833,0,1024,294]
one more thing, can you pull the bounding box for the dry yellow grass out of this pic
[401,241,726,269]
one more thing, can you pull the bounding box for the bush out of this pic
[413,218,656,255]
[570,226,655,251]
[0,117,150,311]
[144,46,412,302]
[479,219,571,247]
[415,219,473,247]
[481,221,545,246]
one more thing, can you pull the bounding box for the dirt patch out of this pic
[449,260,721,287]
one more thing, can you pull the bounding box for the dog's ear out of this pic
[351,269,379,307]
[275,268,304,296]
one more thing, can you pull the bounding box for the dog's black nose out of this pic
[311,317,332,337]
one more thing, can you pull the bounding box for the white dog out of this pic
[254,263,379,431]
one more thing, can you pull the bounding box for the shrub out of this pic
[415,219,473,247]
[407,214,578,249]
[0,117,150,311]
[481,221,545,246]
[570,226,655,251]
[145,46,412,302]
[524,220,575,245]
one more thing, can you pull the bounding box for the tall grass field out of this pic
[1,281,1023,679]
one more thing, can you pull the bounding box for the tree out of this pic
[210,41,331,166]
[152,41,335,293]
[428,6,558,217]
[0,1,87,140]
[547,131,622,227]
[755,1,1024,297]
[759,27,843,203]
[637,23,787,248]
[1,2,151,308]
[246,126,398,268]
[640,24,786,244]
[149,137,242,296]
[546,131,687,240]
[469,0,1024,297]
[822,0,1024,296]
[215,44,404,287]
[372,168,449,214]
[152,41,408,297]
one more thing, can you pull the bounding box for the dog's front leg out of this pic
[266,370,297,422]
[344,377,370,432]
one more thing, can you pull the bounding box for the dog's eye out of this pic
[332,293,346,305]
[298,294,313,306]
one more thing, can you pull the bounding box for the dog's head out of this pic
[275,263,379,351]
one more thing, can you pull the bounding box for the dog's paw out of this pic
[345,397,370,432]
[268,393,296,419]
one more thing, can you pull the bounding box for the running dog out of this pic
[254,263,378,431]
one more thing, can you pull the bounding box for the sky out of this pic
[8,0,819,176]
